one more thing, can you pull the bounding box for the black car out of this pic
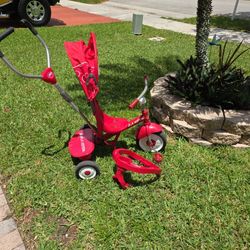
[0,0,59,26]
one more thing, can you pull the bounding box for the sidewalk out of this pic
[60,0,250,43]
[0,186,25,250]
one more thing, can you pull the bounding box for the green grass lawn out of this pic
[0,22,250,249]
[168,15,250,32]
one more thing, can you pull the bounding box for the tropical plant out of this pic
[167,41,250,110]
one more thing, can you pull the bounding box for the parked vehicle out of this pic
[0,0,59,26]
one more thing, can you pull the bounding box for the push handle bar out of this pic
[0,19,50,79]
[0,27,14,43]
[0,27,14,58]
[128,75,148,109]
[21,19,50,68]
[21,19,38,35]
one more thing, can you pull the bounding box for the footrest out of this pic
[68,128,95,160]
[112,148,162,189]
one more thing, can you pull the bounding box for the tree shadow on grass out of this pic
[70,140,129,166]
[41,129,72,156]
[112,167,161,189]
[65,55,180,109]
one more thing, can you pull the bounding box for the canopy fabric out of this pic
[64,32,99,101]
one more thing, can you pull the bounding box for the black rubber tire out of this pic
[17,0,51,26]
[137,131,167,152]
[75,161,100,180]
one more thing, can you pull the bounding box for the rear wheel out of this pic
[75,161,100,180]
[137,132,166,152]
[18,0,51,26]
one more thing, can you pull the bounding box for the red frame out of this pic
[112,148,162,189]
[65,33,163,152]
[90,98,162,146]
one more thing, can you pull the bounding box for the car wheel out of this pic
[18,0,51,26]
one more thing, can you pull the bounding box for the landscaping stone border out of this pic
[150,75,250,148]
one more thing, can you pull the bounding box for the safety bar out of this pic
[128,75,148,109]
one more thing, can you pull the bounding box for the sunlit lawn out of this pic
[0,22,249,249]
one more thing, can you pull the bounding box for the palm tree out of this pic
[196,0,213,66]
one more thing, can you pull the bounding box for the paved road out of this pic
[108,0,250,18]
[61,0,250,43]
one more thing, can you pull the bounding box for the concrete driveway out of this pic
[107,0,250,18]
[60,0,250,43]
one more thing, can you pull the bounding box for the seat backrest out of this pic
[64,32,99,101]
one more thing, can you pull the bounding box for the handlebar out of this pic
[0,27,14,43]
[128,75,148,109]
[0,19,50,79]
[21,19,38,36]
[0,27,14,58]
[21,19,51,68]
[129,98,139,109]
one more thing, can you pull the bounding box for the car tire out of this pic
[18,0,51,26]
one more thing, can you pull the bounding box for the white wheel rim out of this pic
[139,134,164,152]
[26,0,45,21]
[78,167,97,180]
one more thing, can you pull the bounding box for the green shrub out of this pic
[167,41,250,110]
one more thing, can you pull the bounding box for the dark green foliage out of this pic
[167,42,250,110]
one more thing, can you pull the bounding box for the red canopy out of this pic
[64,32,99,101]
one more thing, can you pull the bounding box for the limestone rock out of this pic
[232,143,250,149]
[189,138,213,147]
[185,105,224,130]
[151,106,170,124]
[171,119,202,138]
[164,72,176,82]
[153,77,168,87]
[239,135,250,145]
[150,85,167,100]
[161,93,192,120]
[150,75,250,148]
[161,124,174,135]
[202,130,241,145]
[223,110,250,135]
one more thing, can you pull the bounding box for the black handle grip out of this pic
[21,19,38,35]
[0,27,14,42]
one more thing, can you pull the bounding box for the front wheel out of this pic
[137,132,166,152]
[18,0,51,26]
[75,161,100,180]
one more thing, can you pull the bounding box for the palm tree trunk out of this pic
[196,0,212,66]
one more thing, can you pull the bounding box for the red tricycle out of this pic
[0,20,166,180]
